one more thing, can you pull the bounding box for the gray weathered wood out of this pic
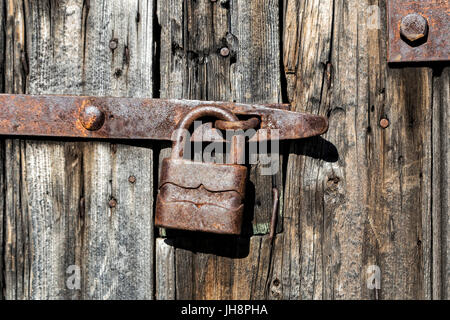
[172,234,273,299]
[157,0,282,236]
[268,0,334,300]
[230,0,283,235]
[155,238,175,300]
[155,0,282,299]
[2,0,154,299]
[1,0,448,301]
[268,0,440,300]
[0,0,4,299]
[79,0,154,300]
[432,67,449,299]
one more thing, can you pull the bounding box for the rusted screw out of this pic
[400,13,428,43]
[109,39,118,50]
[380,118,390,129]
[220,47,230,57]
[109,198,117,208]
[79,105,105,131]
[128,175,136,184]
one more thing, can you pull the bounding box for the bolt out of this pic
[380,118,390,129]
[220,47,230,57]
[128,175,136,184]
[109,39,118,50]
[400,13,428,43]
[109,198,117,208]
[79,105,105,131]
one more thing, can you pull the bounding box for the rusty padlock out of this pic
[155,106,247,235]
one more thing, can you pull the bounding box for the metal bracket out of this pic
[0,94,328,142]
[387,0,449,63]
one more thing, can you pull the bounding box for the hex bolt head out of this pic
[220,47,230,57]
[79,105,105,131]
[400,13,428,43]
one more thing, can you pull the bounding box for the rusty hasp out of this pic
[0,94,328,142]
[387,0,450,63]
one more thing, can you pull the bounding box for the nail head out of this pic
[79,105,105,131]
[109,198,117,208]
[220,47,230,57]
[380,118,390,129]
[109,39,118,50]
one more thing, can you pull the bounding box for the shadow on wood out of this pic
[289,136,339,163]
[163,231,251,259]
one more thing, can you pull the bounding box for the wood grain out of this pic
[155,0,282,299]
[0,1,5,300]
[78,0,154,300]
[2,0,154,299]
[432,67,449,299]
[270,0,444,300]
[157,0,282,236]
[171,234,273,299]
[155,238,175,300]
[0,0,448,300]
[271,0,335,299]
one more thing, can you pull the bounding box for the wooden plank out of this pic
[0,0,446,301]
[155,0,281,299]
[271,0,334,300]
[82,142,153,299]
[3,0,39,299]
[0,0,5,299]
[79,0,154,300]
[155,238,175,300]
[0,140,3,300]
[154,0,183,241]
[432,67,449,299]
[2,0,154,299]
[272,0,438,299]
[230,0,283,235]
[157,0,282,235]
[172,234,273,299]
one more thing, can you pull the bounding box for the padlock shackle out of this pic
[172,105,242,163]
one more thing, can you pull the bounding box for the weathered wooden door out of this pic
[0,0,448,300]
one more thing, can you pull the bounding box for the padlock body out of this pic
[155,158,247,235]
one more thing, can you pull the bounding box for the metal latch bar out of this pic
[0,94,328,141]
